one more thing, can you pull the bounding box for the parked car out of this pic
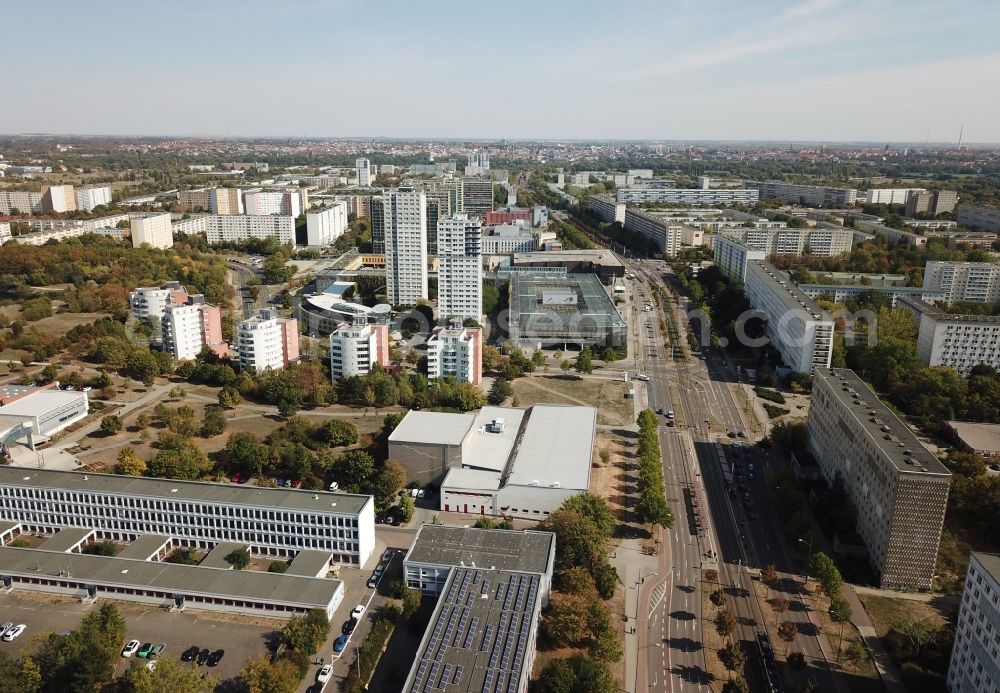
[333,636,349,653]
[207,649,225,667]
[328,481,340,492]
[351,604,365,619]
[181,646,200,662]
[137,643,154,658]
[318,664,334,682]
[2,625,26,642]
[149,644,166,659]
[366,575,378,589]
[145,661,157,671]
[121,639,141,658]
[342,618,357,636]
[0,623,13,639]
[291,480,302,489]
[230,473,242,483]
[196,648,211,666]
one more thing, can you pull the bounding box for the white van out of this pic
[328,481,339,492]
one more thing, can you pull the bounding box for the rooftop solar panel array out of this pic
[407,567,542,693]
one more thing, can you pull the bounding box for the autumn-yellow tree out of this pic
[116,447,147,476]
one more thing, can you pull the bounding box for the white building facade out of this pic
[948,552,1000,693]
[305,202,348,246]
[329,323,389,379]
[437,214,483,321]
[426,326,482,385]
[130,213,173,249]
[355,158,376,186]
[743,261,834,373]
[714,234,767,283]
[74,186,112,211]
[922,261,1000,304]
[384,188,429,305]
[0,468,374,566]
[623,208,683,256]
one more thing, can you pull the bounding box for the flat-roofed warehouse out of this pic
[404,567,543,693]
[507,272,626,349]
[0,468,375,566]
[389,405,597,519]
[402,525,556,693]
[0,545,343,619]
[404,524,555,599]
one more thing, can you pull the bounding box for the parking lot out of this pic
[0,592,278,683]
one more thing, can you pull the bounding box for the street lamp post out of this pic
[798,536,814,590]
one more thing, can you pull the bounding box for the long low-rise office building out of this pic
[808,368,951,591]
[719,226,854,257]
[899,297,1000,377]
[402,525,555,693]
[171,214,296,245]
[957,203,1000,233]
[0,543,343,619]
[744,180,857,207]
[744,261,834,373]
[0,468,375,565]
[617,187,759,206]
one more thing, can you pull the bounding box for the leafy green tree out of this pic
[481,344,502,372]
[714,607,737,641]
[808,552,843,598]
[722,679,750,693]
[575,347,594,374]
[100,414,123,435]
[117,656,217,692]
[317,419,359,447]
[33,602,126,692]
[334,450,376,492]
[482,282,501,314]
[149,434,211,480]
[280,609,330,655]
[400,494,415,522]
[225,432,271,477]
[224,548,251,570]
[125,349,160,386]
[218,385,242,408]
[562,493,616,539]
[535,654,615,693]
[370,460,407,511]
[719,641,748,678]
[402,588,421,619]
[268,560,290,574]
[488,377,514,405]
[200,405,226,437]
[239,655,301,693]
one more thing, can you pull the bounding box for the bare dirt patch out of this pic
[513,375,633,426]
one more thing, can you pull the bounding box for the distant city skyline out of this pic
[4,0,1000,142]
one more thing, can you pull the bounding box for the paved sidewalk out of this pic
[611,530,664,693]
[843,585,908,693]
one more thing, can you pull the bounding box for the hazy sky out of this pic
[6,0,1000,142]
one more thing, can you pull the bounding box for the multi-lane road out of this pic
[628,259,841,693]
